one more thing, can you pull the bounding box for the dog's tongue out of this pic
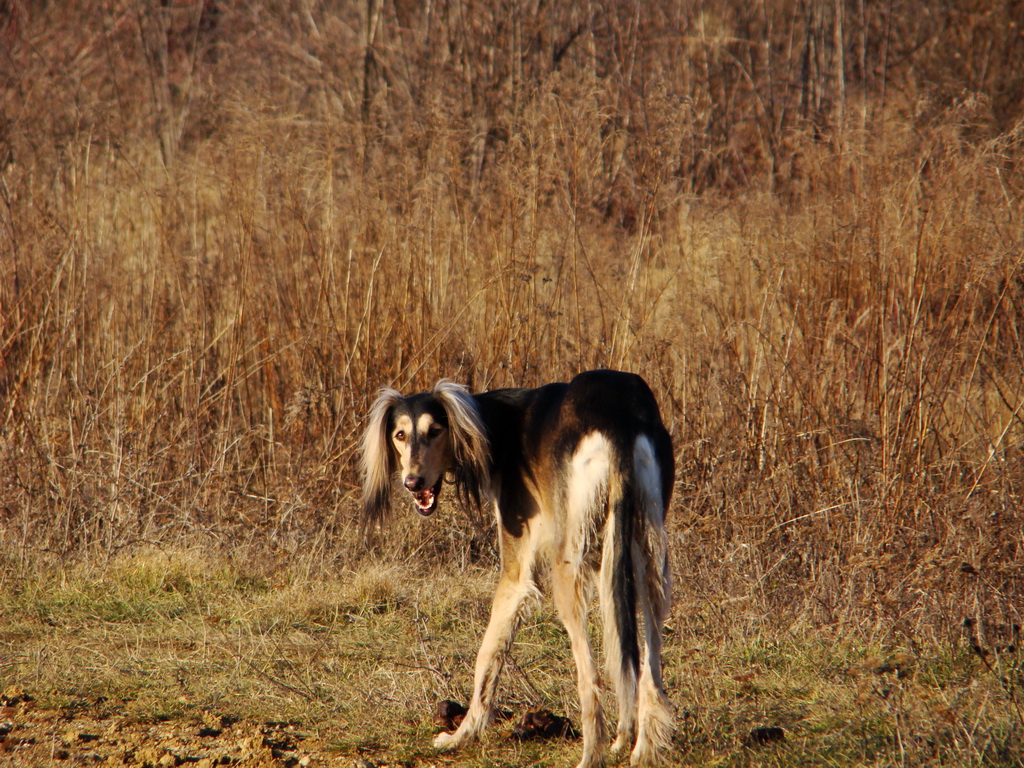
[415,488,435,511]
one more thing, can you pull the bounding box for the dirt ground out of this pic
[0,688,574,768]
[1,689,341,768]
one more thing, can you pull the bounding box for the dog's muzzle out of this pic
[405,474,444,516]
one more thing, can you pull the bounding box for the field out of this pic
[1,1,1023,766]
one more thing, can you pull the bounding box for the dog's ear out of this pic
[433,381,490,509]
[361,387,404,529]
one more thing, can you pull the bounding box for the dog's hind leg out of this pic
[552,562,605,768]
[434,564,537,751]
[629,538,673,765]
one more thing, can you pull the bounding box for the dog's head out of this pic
[361,381,489,526]
[385,392,452,516]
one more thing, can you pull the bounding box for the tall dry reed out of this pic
[0,0,1021,642]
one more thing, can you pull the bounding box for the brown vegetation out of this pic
[1,1,1023,765]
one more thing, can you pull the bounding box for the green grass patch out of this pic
[3,553,1022,766]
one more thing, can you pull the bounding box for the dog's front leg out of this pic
[434,573,535,751]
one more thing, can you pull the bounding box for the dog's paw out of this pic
[433,730,458,751]
[609,736,628,755]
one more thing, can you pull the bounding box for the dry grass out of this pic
[1,1,1023,765]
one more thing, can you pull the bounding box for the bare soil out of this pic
[0,687,341,768]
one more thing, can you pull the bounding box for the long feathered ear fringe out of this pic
[433,380,491,511]
[360,387,404,530]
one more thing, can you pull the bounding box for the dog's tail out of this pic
[599,434,674,764]
[599,459,640,734]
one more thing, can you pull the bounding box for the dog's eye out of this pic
[427,425,443,439]
[394,430,406,442]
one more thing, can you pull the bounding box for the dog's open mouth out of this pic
[411,477,444,516]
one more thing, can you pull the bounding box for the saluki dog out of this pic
[361,370,674,767]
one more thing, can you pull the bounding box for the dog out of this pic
[360,369,674,767]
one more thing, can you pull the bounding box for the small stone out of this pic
[134,747,161,766]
